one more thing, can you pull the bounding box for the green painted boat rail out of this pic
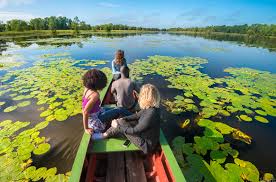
[69,78,112,182]
[160,130,186,182]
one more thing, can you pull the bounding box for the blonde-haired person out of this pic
[95,84,161,154]
[111,50,127,80]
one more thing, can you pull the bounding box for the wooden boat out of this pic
[69,78,186,182]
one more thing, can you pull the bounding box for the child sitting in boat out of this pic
[97,84,161,154]
[82,69,131,135]
[111,66,139,111]
[112,50,127,80]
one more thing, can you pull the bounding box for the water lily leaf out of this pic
[0,101,5,106]
[44,167,57,179]
[263,173,274,181]
[210,150,227,163]
[4,106,17,112]
[239,115,252,122]
[40,110,53,117]
[193,136,219,155]
[33,143,50,155]
[232,129,252,144]
[17,101,31,107]
[172,136,186,169]
[182,143,194,155]
[45,115,55,122]
[234,158,259,182]
[35,121,49,130]
[220,143,239,158]
[254,116,269,123]
[255,110,267,116]
[181,119,190,128]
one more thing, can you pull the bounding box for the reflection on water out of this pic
[169,32,276,52]
[0,33,276,176]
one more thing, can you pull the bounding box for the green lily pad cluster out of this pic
[39,52,71,59]
[172,136,272,182]
[0,62,24,70]
[130,55,275,180]
[0,54,25,70]
[1,54,111,122]
[130,55,276,123]
[0,53,112,181]
[74,59,108,67]
[24,37,91,44]
[0,119,70,181]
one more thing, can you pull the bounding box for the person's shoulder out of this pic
[87,90,99,99]
[112,79,119,86]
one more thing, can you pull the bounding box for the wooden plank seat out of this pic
[88,137,140,153]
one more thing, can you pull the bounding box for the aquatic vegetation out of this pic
[0,54,25,70]
[17,100,31,107]
[74,59,108,67]
[130,55,275,123]
[181,119,190,128]
[0,53,111,181]
[3,105,17,112]
[0,62,24,70]
[239,115,252,122]
[0,119,68,181]
[172,136,260,182]
[1,55,111,121]
[130,55,275,180]
[254,116,269,123]
[39,52,71,58]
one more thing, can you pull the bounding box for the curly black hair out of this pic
[82,69,107,91]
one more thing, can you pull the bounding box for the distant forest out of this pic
[0,16,161,32]
[168,24,276,37]
[0,16,275,37]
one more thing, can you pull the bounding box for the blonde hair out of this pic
[138,84,161,109]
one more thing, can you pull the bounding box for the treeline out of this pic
[168,24,276,37]
[0,16,160,33]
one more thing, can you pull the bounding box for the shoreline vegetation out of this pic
[0,30,160,38]
[0,16,275,39]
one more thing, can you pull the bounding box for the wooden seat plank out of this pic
[106,152,125,182]
[89,138,140,153]
[125,152,147,182]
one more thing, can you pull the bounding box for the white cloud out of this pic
[0,0,35,8]
[98,2,120,8]
[0,11,36,22]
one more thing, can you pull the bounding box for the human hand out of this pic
[111,119,118,128]
[85,128,93,135]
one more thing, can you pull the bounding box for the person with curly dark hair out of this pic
[82,69,131,136]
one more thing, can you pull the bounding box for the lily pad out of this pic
[254,116,269,123]
[17,101,31,107]
[33,143,50,155]
[239,115,252,122]
[255,110,267,116]
[3,106,17,112]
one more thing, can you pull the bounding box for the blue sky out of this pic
[0,0,275,28]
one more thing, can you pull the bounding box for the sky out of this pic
[0,0,276,28]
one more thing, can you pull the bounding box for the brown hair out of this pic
[114,50,125,65]
[82,69,107,91]
[138,84,161,109]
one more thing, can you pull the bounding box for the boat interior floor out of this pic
[85,151,158,182]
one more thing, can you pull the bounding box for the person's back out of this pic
[112,78,137,109]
